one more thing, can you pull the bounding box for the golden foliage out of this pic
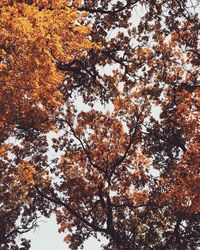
[0,0,94,137]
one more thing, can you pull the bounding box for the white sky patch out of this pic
[96,63,119,77]
[26,214,107,250]
[149,166,160,178]
[74,95,114,113]
[151,104,162,121]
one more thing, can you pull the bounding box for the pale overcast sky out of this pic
[25,215,104,250]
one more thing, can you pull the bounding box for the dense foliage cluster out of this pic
[0,0,199,249]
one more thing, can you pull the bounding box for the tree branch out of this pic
[35,185,107,234]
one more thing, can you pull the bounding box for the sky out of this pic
[25,215,104,250]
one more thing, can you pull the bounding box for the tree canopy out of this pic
[0,0,199,249]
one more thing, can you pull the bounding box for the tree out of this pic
[0,0,199,249]
[0,0,94,139]
[0,0,93,248]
